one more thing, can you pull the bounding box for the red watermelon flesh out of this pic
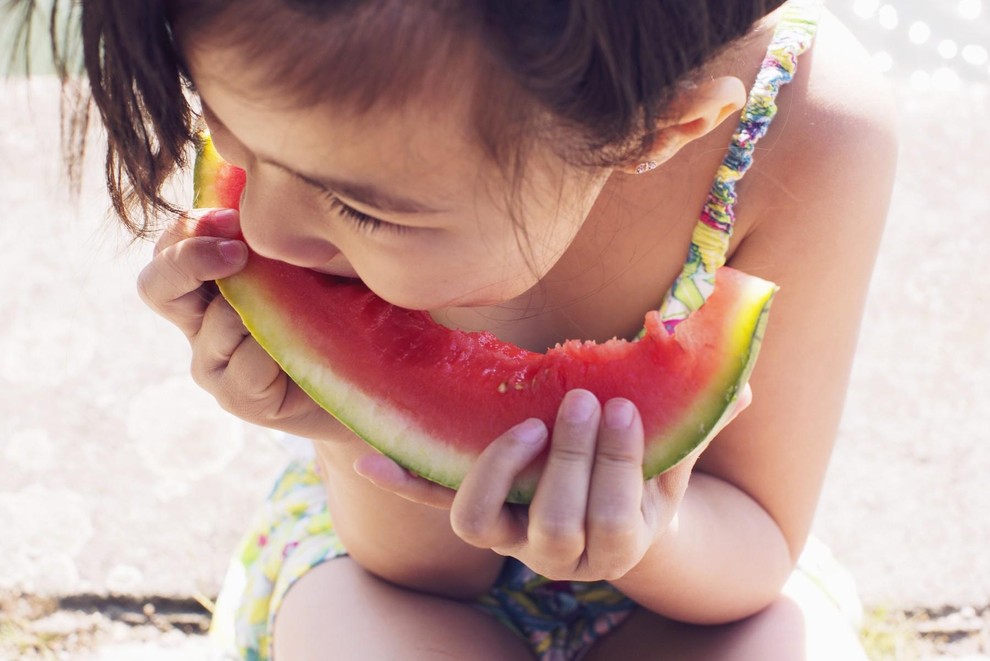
[193,136,776,503]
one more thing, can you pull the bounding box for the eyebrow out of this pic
[260,156,444,215]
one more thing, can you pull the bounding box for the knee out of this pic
[743,590,868,661]
[272,559,366,660]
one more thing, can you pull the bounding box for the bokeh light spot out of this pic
[872,51,895,73]
[878,4,899,29]
[908,21,932,45]
[959,0,983,21]
[962,44,989,66]
[853,0,881,19]
[938,39,960,60]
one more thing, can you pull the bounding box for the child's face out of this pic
[189,45,610,312]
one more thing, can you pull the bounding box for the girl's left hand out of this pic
[354,386,751,582]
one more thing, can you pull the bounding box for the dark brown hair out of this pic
[8,0,786,237]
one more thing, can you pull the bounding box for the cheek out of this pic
[347,234,535,309]
[504,202,589,277]
[502,169,606,273]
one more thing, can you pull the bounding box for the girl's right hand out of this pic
[136,208,344,439]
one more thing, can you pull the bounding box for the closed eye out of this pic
[325,195,407,235]
[292,173,409,235]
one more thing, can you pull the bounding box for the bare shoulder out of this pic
[733,6,901,282]
[800,7,899,139]
[752,6,900,230]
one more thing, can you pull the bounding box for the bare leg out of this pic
[273,557,533,660]
[585,570,867,661]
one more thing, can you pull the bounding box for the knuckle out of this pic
[152,229,179,256]
[154,215,197,255]
[209,380,261,421]
[595,442,640,467]
[169,236,225,281]
[170,237,208,272]
[588,514,639,546]
[450,510,491,547]
[188,351,220,393]
[135,266,158,308]
[548,441,594,468]
[531,518,585,555]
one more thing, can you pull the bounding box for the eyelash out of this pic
[322,192,405,235]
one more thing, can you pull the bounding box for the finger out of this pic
[154,208,241,256]
[192,295,302,420]
[137,235,248,338]
[191,294,338,434]
[527,389,601,556]
[450,419,548,550]
[586,398,648,576]
[724,382,753,425]
[353,453,457,510]
[735,382,753,412]
[190,293,255,382]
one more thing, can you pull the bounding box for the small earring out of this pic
[635,161,658,174]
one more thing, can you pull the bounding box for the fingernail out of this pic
[604,399,635,430]
[218,239,247,264]
[563,390,597,423]
[513,419,547,445]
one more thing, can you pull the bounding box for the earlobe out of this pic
[622,76,747,175]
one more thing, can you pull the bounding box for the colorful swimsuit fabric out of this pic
[658,0,822,332]
[207,2,836,660]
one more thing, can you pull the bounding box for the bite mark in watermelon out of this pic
[193,136,777,503]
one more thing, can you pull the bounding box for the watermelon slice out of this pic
[193,136,776,503]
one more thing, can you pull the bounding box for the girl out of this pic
[17,0,897,658]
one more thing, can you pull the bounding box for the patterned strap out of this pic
[657,0,822,333]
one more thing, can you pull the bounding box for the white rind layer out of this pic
[220,277,540,497]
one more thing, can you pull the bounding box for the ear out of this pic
[618,76,747,174]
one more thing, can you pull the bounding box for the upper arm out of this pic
[697,12,899,560]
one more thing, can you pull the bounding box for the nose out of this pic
[237,175,342,268]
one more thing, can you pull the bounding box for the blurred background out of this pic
[1,1,989,658]
[832,0,989,90]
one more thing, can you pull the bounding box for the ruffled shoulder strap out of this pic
[658,0,822,332]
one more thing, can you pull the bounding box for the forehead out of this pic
[188,40,500,207]
[174,0,527,197]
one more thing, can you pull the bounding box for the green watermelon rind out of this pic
[219,273,498,491]
[192,135,222,208]
[639,281,774,480]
